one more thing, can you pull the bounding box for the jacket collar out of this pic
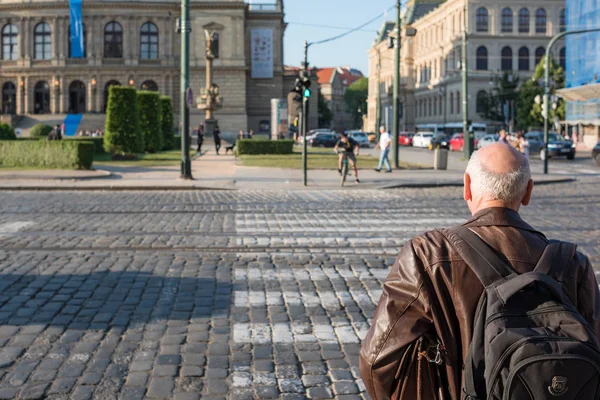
[463,207,545,237]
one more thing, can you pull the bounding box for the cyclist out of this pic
[334,132,360,184]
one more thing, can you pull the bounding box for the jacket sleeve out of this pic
[359,240,433,400]
[575,252,600,338]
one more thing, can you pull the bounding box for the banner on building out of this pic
[251,29,274,79]
[69,0,84,58]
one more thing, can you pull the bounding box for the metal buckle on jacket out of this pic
[418,341,446,365]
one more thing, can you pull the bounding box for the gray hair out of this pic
[466,150,531,204]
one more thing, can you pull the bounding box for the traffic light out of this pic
[300,72,311,99]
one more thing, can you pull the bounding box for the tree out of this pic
[137,91,163,153]
[478,72,520,126]
[104,86,142,154]
[516,80,544,130]
[343,77,368,129]
[29,123,52,138]
[160,96,174,150]
[318,92,333,128]
[0,123,16,140]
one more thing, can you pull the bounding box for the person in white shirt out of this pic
[374,126,392,172]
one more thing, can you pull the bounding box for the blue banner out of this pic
[69,0,84,58]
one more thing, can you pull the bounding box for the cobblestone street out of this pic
[0,180,599,399]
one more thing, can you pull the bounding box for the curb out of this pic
[0,170,112,181]
[378,177,576,190]
[0,185,233,191]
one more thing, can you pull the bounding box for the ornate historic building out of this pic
[367,0,565,134]
[0,0,287,135]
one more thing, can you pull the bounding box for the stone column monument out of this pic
[197,29,223,136]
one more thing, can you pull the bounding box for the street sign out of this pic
[186,87,193,106]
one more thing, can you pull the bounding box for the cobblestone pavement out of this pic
[0,179,599,399]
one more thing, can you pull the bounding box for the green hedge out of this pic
[68,137,106,154]
[236,139,294,155]
[0,123,16,140]
[138,91,163,153]
[104,86,142,154]
[160,96,174,150]
[29,123,53,138]
[173,135,182,151]
[0,141,95,169]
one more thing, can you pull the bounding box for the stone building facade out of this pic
[317,67,363,133]
[0,0,287,135]
[367,0,565,134]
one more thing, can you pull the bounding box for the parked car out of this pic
[347,131,371,148]
[399,132,415,146]
[308,132,338,148]
[428,134,450,150]
[449,133,479,152]
[477,134,500,149]
[412,131,434,148]
[593,141,600,166]
[526,131,575,160]
[298,129,335,144]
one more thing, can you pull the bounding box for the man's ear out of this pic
[521,179,534,206]
[464,173,472,202]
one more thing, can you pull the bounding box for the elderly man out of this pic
[359,143,600,399]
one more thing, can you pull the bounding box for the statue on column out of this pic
[197,28,223,136]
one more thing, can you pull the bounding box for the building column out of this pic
[23,18,30,61]
[16,78,24,115]
[87,81,94,112]
[23,77,31,114]
[18,18,25,60]
[51,18,58,61]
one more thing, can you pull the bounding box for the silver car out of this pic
[347,131,371,148]
[477,134,500,149]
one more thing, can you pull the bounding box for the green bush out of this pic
[0,123,16,140]
[68,137,106,154]
[160,96,174,150]
[104,86,142,154]
[138,91,163,153]
[29,123,53,138]
[0,140,94,169]
[236,139,294,155]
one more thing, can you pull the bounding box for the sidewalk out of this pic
[0,146,574,190]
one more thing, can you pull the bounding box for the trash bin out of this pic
[434,148,448,170]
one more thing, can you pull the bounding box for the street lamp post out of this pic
[391,0,401,169]
[543,27,600,174]
[179,0,192,179]
[461,1,472,159]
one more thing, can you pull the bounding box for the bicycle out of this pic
[336,149,351,187]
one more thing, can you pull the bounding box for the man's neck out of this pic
[471,200,520,215]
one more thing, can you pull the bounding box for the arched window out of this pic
[476,7,489,32]
[559,47,566,70]
[103,80,121,112]
[501,8,513,33]
[501,46,513,71]
[68,24,86,58]
[518,47,530,71]
[535,8,547,34]
[559,9,566,32]
[68,80,86,114]
[104,22,123,58]
[2,24,18,60]
[450,92,454,114]
[34,22,51,60]
[34,81,50,114]
[140,22,158,60]
[518,8,530,33]
[141,80,158,91]
[476,46,488,70]
[2,82,16,114]
[476,91,487,114]
[535,46,545,66]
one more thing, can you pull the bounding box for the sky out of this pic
[281,0,396,76]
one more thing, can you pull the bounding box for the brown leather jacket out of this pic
[359,207,600,400]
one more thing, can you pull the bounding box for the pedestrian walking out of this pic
[374,125,392,173]
[213,125,221,155]
[239,130,245,140]
[46,124,62,141]
[499,129,509,143]
[197,123,204,154]
[360,143,600,399]
[248,129,254,139]
[518,132,530,159]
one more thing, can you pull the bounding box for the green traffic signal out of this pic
[303,88,311,98]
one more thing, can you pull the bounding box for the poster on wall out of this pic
[251,29,273,79]
[69,0,84,58]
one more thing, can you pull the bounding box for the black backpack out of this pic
[443,227,600,400]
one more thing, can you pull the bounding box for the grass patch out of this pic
[94,150,194,167]
[238,151,428,169]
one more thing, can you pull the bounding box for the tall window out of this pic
[501,8,513,33]
[501,46,513,71]
[68,24,86,58]
[535,46,545,66]
[2,24,18,60]
[428,98,432,117]
[34,22,51,60]
[141,80,158,91]
[559,9,566,32]
[518,8,530,33]
[439,95,442,115]
[140,22,158,60]
[104,22,123,58]
[456,91,460,114]
[476,7,489,32]
[2,82,16,114]
[559,47,566,70]
[476,91,487,114]
[476,46,488,70]
[518,47,530,71]
[450,92,454,114]
[433,98,437,116]
[34,81,50,114]
[535,8,547,34]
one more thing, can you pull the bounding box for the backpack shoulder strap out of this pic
[441,226,517,287]
[533,240,577,282]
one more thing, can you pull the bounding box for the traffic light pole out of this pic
[303,40,309,187]
[461,1,472,159]
[391,0,401,169]
[542,28,600,174]
[180,0,192,179]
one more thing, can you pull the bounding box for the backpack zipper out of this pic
[484,305,574,329]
